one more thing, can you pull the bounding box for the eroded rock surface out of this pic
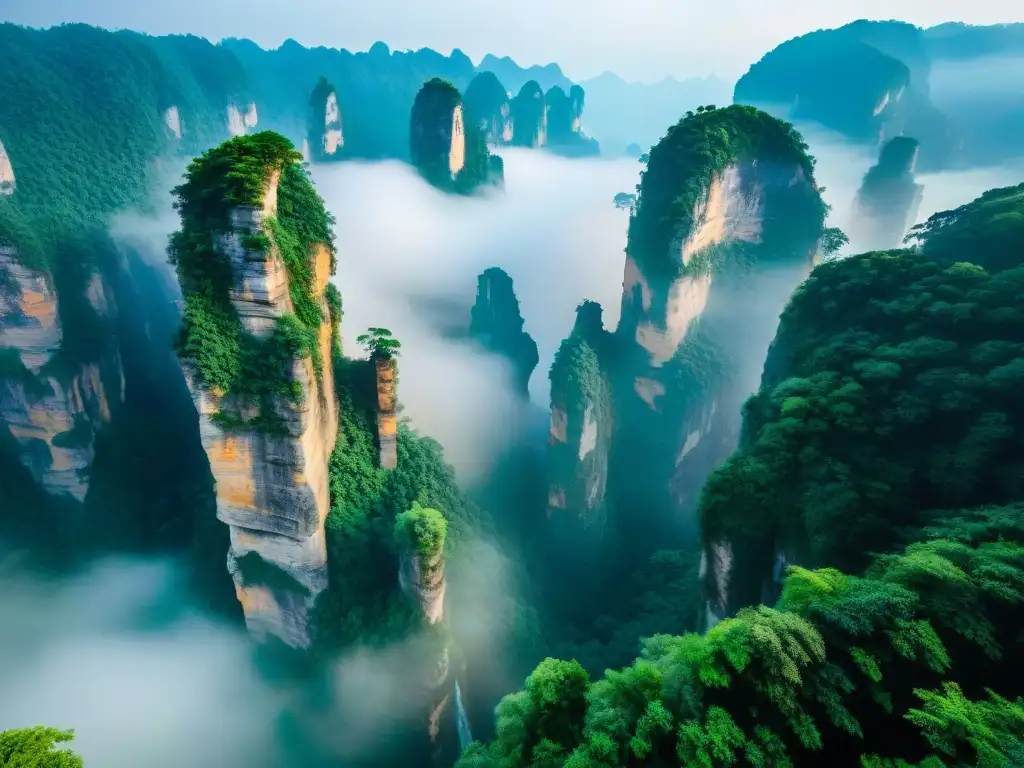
[184,172,338,648]
[0,249,123,500]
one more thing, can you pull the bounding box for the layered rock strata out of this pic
[375,356,398,469]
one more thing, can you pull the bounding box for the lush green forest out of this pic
[456,183,1024,767]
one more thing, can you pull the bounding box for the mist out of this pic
[313,149,640,479]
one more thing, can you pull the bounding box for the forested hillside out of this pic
[458,183,1024,768]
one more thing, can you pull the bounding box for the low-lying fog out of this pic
[314,149,640,478]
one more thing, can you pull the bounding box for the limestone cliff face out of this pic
[849,136,924,251]
[0,138,15,195]
[163,106,182,140]
[399,538,445,626]
[227,102,259,137]
[542,85,598,157]
[0,249,124,500]
[375,357,398,469]
[182,165,338,649]
[546,301,612,543]
[307,78,344,161]
[511,81,547,148]
[469,267,538,398]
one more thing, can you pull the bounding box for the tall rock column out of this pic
[612,105,827,550]
[547,300,613,547]
[849,136,924,250]
[375,356,398,469]
[411,78,502,194]
[469,267,538,398]
[171,131,339,648]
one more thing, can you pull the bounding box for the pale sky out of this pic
[0,0,1018,82]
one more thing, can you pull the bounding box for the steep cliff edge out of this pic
[849,136,924,250]
[170,131,339,647]
[411,78,502,194]
[510,81,547,149]
[613,105,826,549]
[0,249,123,500]
[469,267,538,398]
[546,301,613,545]
[307,77,344,162]
[700,182,1024,627]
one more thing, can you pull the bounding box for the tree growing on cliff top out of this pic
[357,327,402,360]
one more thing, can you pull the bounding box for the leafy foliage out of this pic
[357,327,402,360]
[0,726,83,768]
[395,501,448,560]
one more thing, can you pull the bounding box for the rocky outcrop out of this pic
[227,102,259,137]
[0,249,123,500]
[849,136,924,250]
[469,267,538,398]
[510,81,547,148]
[463,72,513,145]
[0,138,14,195]
[375,356,398,470]
[175,137,338,648]
[547,301,612,542]
[307,78,344,161]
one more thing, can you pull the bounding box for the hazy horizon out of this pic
[0,0,1017,83]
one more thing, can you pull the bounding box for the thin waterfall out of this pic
[454,680,473,750]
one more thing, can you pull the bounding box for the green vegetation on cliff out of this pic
[171,131,335,431]
[306,76,343,162]
[464,72,511,144]
[627,105,824,281]
[510,81,546,148]
[315,354,487,650]
[395,501,448,560]
[460,180,1024,768]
